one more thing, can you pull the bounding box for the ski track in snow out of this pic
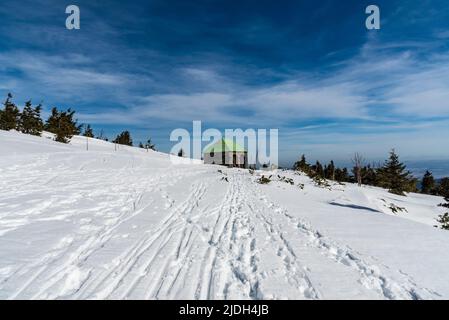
[248,181,438,300]
[0,141,443,300]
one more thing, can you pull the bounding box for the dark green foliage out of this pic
[45,107,80,143]
[436,213,449,230]
[315,161,324,178]
[293,154,310,173]
[308,161,324,179]
[406,176,419,193]
[351,164,378,186]
[0,93,20,131]
[380,199,408,214]
[436,179,449,229]
[291,155,349,183]
[441,199,449,209]
[376,149,415,196]
[113,131,133,146]
[257,175,271,184]
[144,138,156,151]
[361,165,377,186]
[277,175,294,185]
[18,100,43,136]
[438,179,449,209]
[291,150,421,194]
[440,197,449,209]
[335,168,350,182]
[292,150,420,195]
[313,175,331,188]
[389,203,407,214]
[437,178,449,198]
[82,124,94,138]
[421,171,435,194]
[178,148,184,157]
[324,160,335,180]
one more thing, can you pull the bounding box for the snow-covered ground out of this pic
[0,130,448,300]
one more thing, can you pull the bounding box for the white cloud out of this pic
[125,47,449,124]
[382,63,449,117]
[137,92,236,121]
[3,39,449,163]
[0,51,130,102]
[435,30,449,39]
[4,40,449,126]
[243,82,368,120]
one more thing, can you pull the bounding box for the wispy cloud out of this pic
[76,44,449,126]
[0,51,136,105]
[434,30,449,39]
[1,0,449,163]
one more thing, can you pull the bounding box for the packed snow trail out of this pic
[1,131,448,299]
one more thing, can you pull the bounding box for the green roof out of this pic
[204,138,246,153]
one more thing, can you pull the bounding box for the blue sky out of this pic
[1,0,449,168]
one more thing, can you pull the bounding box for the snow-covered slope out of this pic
[0,130,448,300]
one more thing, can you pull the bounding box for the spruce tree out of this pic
[82,124,94,138]
[44,107,59,133]
[437,186,449,230]
[437,178,449,198]
[377,149,414,196]
[178,148,184,157]
[334,168,344,182]
[421,171,435,194]
[361,165,377,186]
[0,93,20,131]
[293,154,310,173]
[438,178,449,210]
[313,161,324,178]
[406,176,419,193]
[19,100,43,136]
[45,107,80,143]
[342,168,349,182]
[437,180,449,230]
[325,161,336,180]
[113,131,133,146]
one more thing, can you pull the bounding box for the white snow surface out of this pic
[1,130,448,300]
